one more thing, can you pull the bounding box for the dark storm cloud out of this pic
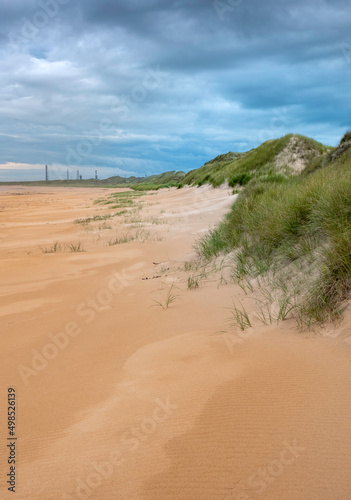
[0,0,349,180]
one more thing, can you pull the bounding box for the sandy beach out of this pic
[1,185,351,500]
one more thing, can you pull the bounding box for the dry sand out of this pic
[1,185,351,500]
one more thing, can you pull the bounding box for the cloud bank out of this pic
[0,0,349,180]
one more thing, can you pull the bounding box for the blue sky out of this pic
[0,0,350,181]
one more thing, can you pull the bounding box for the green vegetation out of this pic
[108,234,136,245]
[40,241,63,253]
[128,171,186,191]
[40,241,85,253]
[183,134,330,188]
[229,301,252,331]
[67,242,85,252]
[197,132,351,327]
[75,192,143,226]
[182,151,245,187]
[94,189,145,209]
[152,285,180,309]
[107,228,161,246]
[75,214,112,224]
[187,275,199,290]
[99,170,185,189]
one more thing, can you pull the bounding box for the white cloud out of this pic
[0,162,44,170]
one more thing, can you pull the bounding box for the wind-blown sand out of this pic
[1,185,351,499]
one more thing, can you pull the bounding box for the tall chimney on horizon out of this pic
[45,165,48,181]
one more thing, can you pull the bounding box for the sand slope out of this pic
[1,185,351,499]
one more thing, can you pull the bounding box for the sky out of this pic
[0,0,350,181]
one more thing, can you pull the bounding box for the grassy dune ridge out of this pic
[197,132,351,327]
[182,134,330,188]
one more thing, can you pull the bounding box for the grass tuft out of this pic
[67,242,85,252]
[40,241,84,253]
[229,301,252,331]
[187,275,200,290]
[153,285,180,309]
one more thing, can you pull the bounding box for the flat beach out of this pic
[1,185,351,499]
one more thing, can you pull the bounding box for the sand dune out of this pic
[1,185,351,499]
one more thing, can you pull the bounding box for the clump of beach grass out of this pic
[40,241,85,253]
[152,285,180,309]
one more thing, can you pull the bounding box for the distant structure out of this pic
[45,165,48,181]
[95,169,98,180]
[67,169,69,181]
[80,175,82,180]
[77,170,80,180]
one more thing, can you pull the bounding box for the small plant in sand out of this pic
[151,233,163,242]
[152,285,180,309]
[187,275,199,290]
[98,222,112,230]
[229,300,252,331]
[74,218,90,225]
[40,241,63,253]
[40,241,85,253]
[237,277,254,295]
[183,258,208,273]
[187,260,201,272]
[108,234,136,246]
[184,261,193,272]
[75,214,112,224]
[255,297,274,326]
[148,217,166,225]
[67,242,85,252]
[107,228,160,246]
[113,210,128,217]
